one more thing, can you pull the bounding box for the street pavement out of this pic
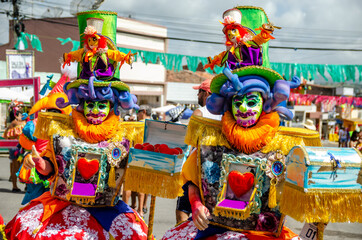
[0,140,361,239]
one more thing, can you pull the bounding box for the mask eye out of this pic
[247,100,257,107]
[98,104,106,110]
[87,103,94,109]
[93,37,97,42]
[235,102,242,108]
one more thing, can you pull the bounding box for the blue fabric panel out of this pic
[85,200,134,231]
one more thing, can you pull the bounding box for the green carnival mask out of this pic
[84,100,111,125]
[232,92,263,127]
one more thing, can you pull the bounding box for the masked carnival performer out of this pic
[163,6,321,240]
[17,74,72,205]
[3,101,26,192]
[5,11,150,240]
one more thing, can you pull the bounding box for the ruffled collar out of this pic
[72,109,120,144]
[221,111,279,154]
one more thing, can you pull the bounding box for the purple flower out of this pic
[98,141,110,148]
[256,212,279,232]
[55,183,69,197]
[201,179,209,195]
[121,138,130,151]
[56,155,65,174]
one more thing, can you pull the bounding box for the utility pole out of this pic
[12,0,25,49]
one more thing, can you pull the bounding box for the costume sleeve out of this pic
[107,49,127,62]
[181,149,199,187]
[63,48,84,62]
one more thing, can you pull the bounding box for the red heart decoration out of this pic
[77,158,100,180]
[228,170,254,198]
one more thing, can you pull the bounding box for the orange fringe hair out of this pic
[221,111,279,154]
[72,109,120,143]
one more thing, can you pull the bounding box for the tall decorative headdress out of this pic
[59,11,138,113]
[206,6,300,120]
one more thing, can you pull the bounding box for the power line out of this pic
[3,5,362,53]
[167,36,362,51]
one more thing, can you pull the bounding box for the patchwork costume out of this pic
[5,10,149,240]
[163,6,321,240]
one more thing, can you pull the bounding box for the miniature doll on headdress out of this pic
[5,11,150,240]
[63,17,134,81]
[205,8,280,71]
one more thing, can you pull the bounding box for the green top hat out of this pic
[236,6,271,68]
[77,10,117,48]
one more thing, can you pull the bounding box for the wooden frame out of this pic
[0,77,40,149]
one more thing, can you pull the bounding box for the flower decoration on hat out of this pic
[84,25,99,38]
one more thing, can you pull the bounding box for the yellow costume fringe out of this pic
[184,115,230,148]
[214,205,252,220]
[33,112,74,140]
[280,182,362,223]
[124,167,183,199]
[119,121,145,146]
[261,127,322,155]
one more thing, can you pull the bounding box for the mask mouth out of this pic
[86,112,106,118]
[235,110,257,119]
[86,113,107,125]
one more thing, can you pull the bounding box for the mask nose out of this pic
[239,101,249,113]
[93,105,99,114]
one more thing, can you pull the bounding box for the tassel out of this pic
[109,233,116,240]
[32,223,43,235]
[108,166,116,188]
[268,179,277,209]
